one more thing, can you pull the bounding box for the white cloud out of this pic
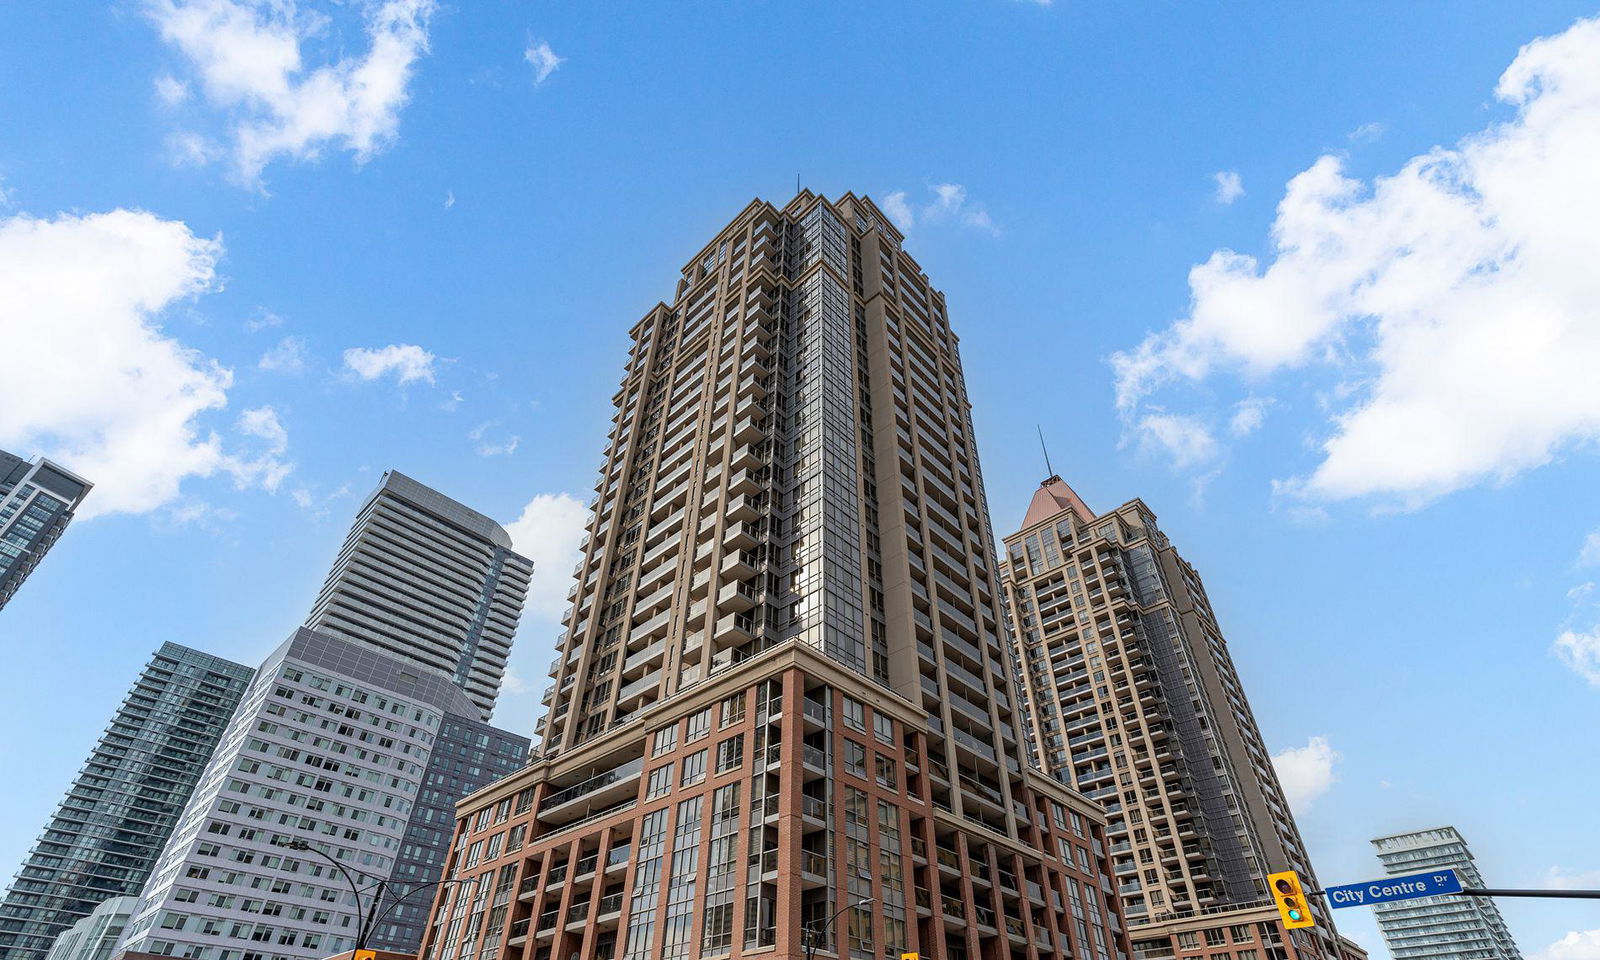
[1554,625,1600,686]
[1230,396,1272,437]
[236,405,287,454]
[0,208,290,518]
[1137,412,1218,468]
[232,405,293,490]
[524,39,563,85]
[1272,736,1340,812]
[500,667,529,695]
[343,343,436,384]
[441,389,464,411]
[1213,170,1244,205]
[1532,930,1600,960]
[1349,121,1386,143]
[468,421,519,457]
[288,479,350,516]
[258,334,307,373]
[503,492,589,621]
[1113,15,1600,510]
[146,0,436,187]
[1579,528,1600,567]
[880,182,999,236]
[881,191,914,232]
[443,189,454,210]
[1546,866,1600,890]
[245,308,283,332]
[155,74,189,105]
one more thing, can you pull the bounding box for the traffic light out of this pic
[1268,870,1315,929]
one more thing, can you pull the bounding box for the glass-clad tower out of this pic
[0,449,92,611]
[308,469,534,720]
[0,644,252,960]
[1372,827,1521,960]
[416,192,1130,960]
[1001,480,1341,960]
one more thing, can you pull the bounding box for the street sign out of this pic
[1325,869,1462,909]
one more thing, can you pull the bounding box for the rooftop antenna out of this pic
[1037,424,1057,481]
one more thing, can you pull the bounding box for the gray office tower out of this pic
[0,644,253,960]
[1371,827,1522,960]
[115,473,532,960]
[0,450,92,611]
[306,470,534,720]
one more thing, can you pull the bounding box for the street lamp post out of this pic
[802,897,875,960]
[277,839,470,954]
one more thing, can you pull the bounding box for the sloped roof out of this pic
[1020,476,1096,529]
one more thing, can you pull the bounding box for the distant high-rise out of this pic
[114,630,531,960]
[415,192,1129,960]
[0,450,92,611]
[1001,479,1341,959]
[1372,827,1521,960]
[40,897,136,960]
[114,473,533,960]
[307,469,533,720]
[0,644,252,960]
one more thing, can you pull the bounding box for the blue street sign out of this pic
[1324,869,1462,909]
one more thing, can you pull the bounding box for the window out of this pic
[1204,929,1226,947]
[686,709,712,744]
[842,696,865,732]
[652,726,678,758]
[875,755,897,790]
[720,693,745,728]
[1177,933,1199,950]
[681,750,707,787]
[647,763,675,799]
[1229,924,1254,943]
[715,735,744,774]
[845,741,867,779]
[872,713,894,745]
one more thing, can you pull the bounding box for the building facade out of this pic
[0,449,92,610]
[416,191,1131,960]
[0,644,253,960]
[40,897,137,960]
[1371,827,1521,960]
[372,717,530,953]
[114,630,530,960]
[307,470,534,721]
[999,480,1340,960]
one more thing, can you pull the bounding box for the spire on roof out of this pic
[1021,475,1095,529]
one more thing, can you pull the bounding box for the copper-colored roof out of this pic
[1021,476,1095,529]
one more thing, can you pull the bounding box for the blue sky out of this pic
[4,2,1600,957]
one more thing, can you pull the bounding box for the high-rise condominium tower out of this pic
[0,449,92,611]
[308,470,534,720]
[114,474,533,960]
[415,192,1129,960]
[0,644,253,960]
[114,631,530,960]
[1000,480,1339,960]
[1371,827,1521,960]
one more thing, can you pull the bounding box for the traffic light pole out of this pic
[1307,886,1600,901]
[1459,888,1600,900]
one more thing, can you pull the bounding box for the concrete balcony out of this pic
[716,579,758,613]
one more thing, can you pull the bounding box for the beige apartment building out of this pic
[415,192,1131,960]
[1000,479,1350,960]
